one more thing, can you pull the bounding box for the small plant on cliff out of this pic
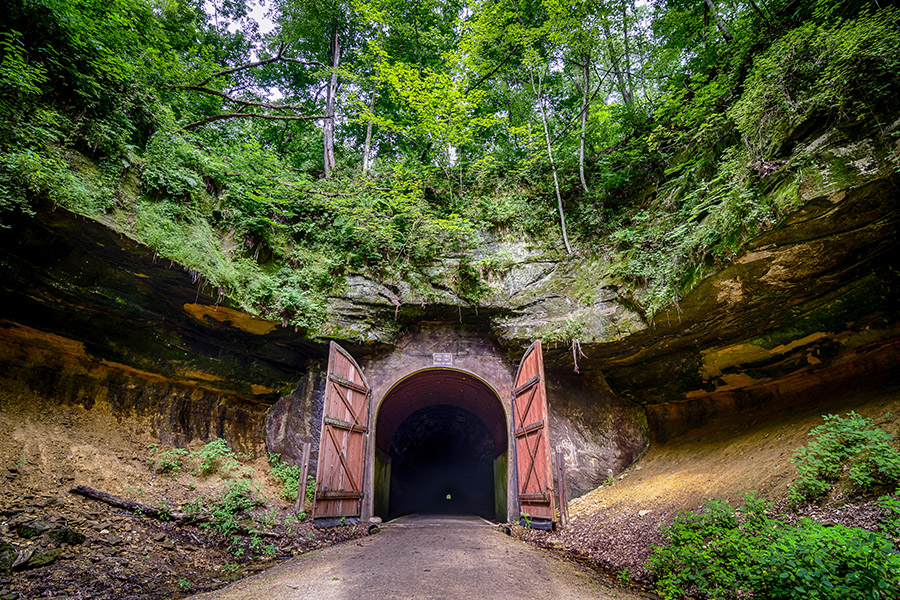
[284,513,305,535]
[306,475,317,505]
[195,438,242,477]
[789,412,900,504]
[268,452,303,502]
[149,446,190,475]
[196,479,279,558]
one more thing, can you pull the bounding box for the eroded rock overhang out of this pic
[1,169,898,461]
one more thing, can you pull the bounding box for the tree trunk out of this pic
[621,3,635,105]
[704,0,733,42]
[70,486,203,524]
[323,31,341,177]
[531,68,573,255]
[579,51,590,195]
[603,23,632,105]
[362,86,376,175]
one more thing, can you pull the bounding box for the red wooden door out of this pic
[512,340,556,526]
[313,341,371,526]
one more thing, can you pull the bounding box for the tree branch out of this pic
[174,86,310,112]
[465,45,519,93]
[549,66,612,146]
[70,485,204,524]
[198,43,324,87]
[182,113,330,131]
[179,43,330,130]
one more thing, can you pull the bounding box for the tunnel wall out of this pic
[361,326,515,520]
[494,452,508,522]
[373,449,391,518]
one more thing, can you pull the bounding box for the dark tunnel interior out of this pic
[388,404,496,519]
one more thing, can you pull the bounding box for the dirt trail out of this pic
[187,515,650,600]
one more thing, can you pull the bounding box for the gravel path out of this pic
[187,515,648,600]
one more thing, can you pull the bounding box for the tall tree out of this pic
[272,0,362,176]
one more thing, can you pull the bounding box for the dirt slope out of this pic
[520,383,900,584]
[0,380,361,600]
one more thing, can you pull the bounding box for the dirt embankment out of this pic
[519,384,900,586]
[0,381,362,600]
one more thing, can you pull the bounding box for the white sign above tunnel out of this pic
[432,353,453,367]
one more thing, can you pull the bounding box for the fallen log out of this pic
[69,485,204,524]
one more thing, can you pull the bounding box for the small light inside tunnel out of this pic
[387,404,496,520]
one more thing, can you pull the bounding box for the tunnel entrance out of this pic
[373,369,508,522]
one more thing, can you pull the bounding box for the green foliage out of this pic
[195,438,243,477]
[732,9,900,161]
[156,499,173,522]
[150,446,191,475]
[538,317,586,344]
[365,45,496,167]
[753,518,900,600]
[268,452,303,502]
[647,494,900,600]
[306,475,317,505]
[790,412,900,504]
[877,494,900,539]
[283,512,306,535]
[140,132,208,201]
[204,479,259,537]
[189,480,279,558]
[5,0,900,325]
[594,3,900,316]
[321,164,477,270]
[146,439,249,478]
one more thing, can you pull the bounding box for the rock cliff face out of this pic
[0,205,324,453]
[580,174,900,440]
[1,146,898,496]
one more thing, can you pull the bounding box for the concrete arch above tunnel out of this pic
[372,368,509,522]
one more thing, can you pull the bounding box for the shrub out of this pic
[877,494,900,539]
[150,447,190,475]
[647,494,774,600]
[751,518,900,600]
[204,480,259,538]
[647,494,900,600]
[195,438,241,476]
[147,439,248,478]
[268,453,303,502]
[731,8,900,161]
[790,412,900,504]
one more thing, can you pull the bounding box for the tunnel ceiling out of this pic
[375,369,507,454]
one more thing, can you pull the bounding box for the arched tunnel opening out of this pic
[389,405,495,518]
[373,369,508,522]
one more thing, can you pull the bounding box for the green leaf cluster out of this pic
[647,494,900,600]
[147,438,249,478]
[4,0,900,325]
[268,452,304,503]
[731,9,900,162]
[790,412,900,504]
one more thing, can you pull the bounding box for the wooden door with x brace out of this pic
[512,340,555,527]
[313,341,371,527]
